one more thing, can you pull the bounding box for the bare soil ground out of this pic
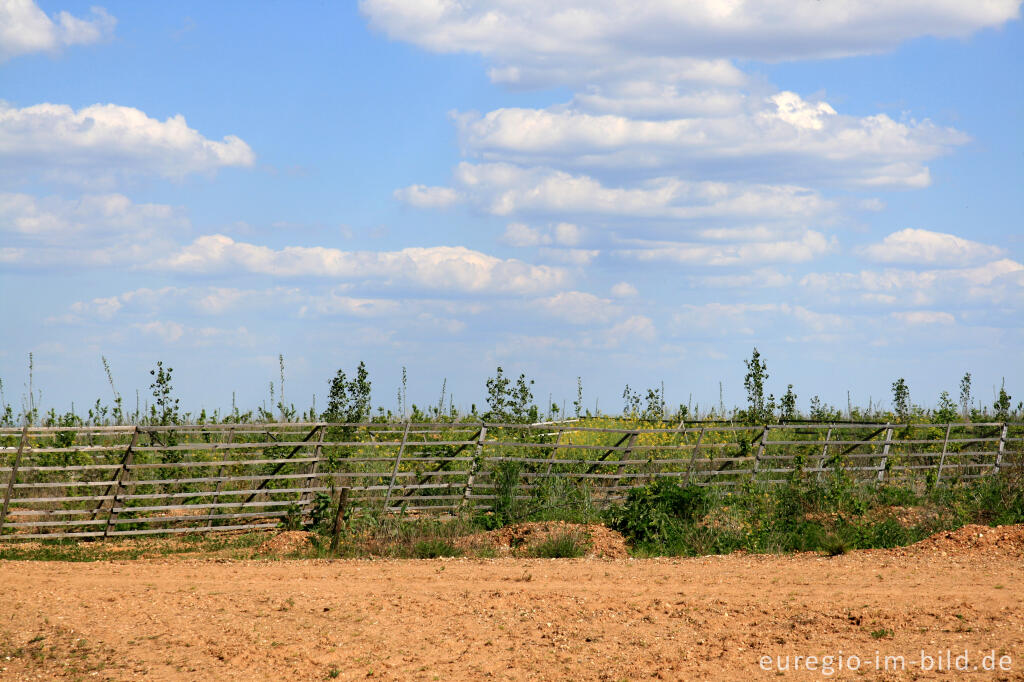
[1,525,1023,681]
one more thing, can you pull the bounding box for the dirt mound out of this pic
[257,530,313,554]
[463,521,629,559]
[909,524,1024,556]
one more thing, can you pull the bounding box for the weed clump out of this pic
[527,530,590,558]
[411,539,462,559]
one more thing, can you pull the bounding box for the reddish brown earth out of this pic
[1,526,1023,681]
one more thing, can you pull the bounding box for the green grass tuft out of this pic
[527,530,590,558]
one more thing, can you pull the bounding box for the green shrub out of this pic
[606,479,708,545]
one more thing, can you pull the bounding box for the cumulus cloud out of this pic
[537,247,599,266]
[800,259,1024,306]
[534,291,621,325]
[501,221,584,247]
[570,84,746,119]
[68,295,122,320]
[453,93,964,188]
[0,192,187,240]
[361,1,1020,86]
[55,287,305,324]
[690,268,792,288]
[610,282,638,298]
[0,192,188,266]
[59,285,489,336]
[673,302,844,337]
[0,102,255,184]
[860,228,1005,266]
[502,222,547,247]
[154,234,568,295]
[0,0,115,62]
[442,162,832,222]
[135,320,185,344]
[133,320,258,347]
[604,315,656,347]
[891,311,956,325]
[622,230,834,266]
[393,184,460,208]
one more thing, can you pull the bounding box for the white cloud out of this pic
[610,282,638,298]
[453,93,965,188]
[361,1,1020,86]
[301,293,402,317]
[0,192,187,240]
[59,286,490,337]
[604,315,656,347]
[501,222,549,247]
[0,247,25,263]
[891,311,956,325]
[69,295,122,319]
[537,247,599,266]
[860,228,1005,266]
[571,84,746,118]
[673,302,844,336]
[501,221,585,247]
[0,102,254,184]
[801,259,1024,306]
[622,230,834,266]
[484,57,746,91]
[133,320,258,347]
[0,0,115,62]
[534,291,621,325]
[393,184,460,208]
[58,286,307,323]
[0,192,188,266]
[445,162,831,221]
[135,320,185,344]
[691,268,792,288]
[552,222,582,246]
[154,234,568,295]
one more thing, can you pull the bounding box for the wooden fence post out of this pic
[299,424,326,515]
[650,419,687,484]
[207,427,235,529]
[752,425,770,478]
[584,431,635,474]
[329,487,350,554]
[382,421,411,510]
[876,424,893,483]
[816,426,833,481]
[612,431,639,490]
[459,424,487,511]
[543,428,564,477]
[935,423,952,483]
[103,426,140,538]
[994,422,1008,474]
[685,427,705,485]
[0,425,29,535]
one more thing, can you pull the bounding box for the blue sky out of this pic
[1,0,1021,417]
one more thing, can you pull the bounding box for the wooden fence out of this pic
[1,420,1021,540]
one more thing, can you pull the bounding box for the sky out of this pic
[0,0,1022,418]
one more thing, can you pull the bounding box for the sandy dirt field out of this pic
[1,525,1022,681]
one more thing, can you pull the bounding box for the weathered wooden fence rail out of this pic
[0,421,1021,540]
